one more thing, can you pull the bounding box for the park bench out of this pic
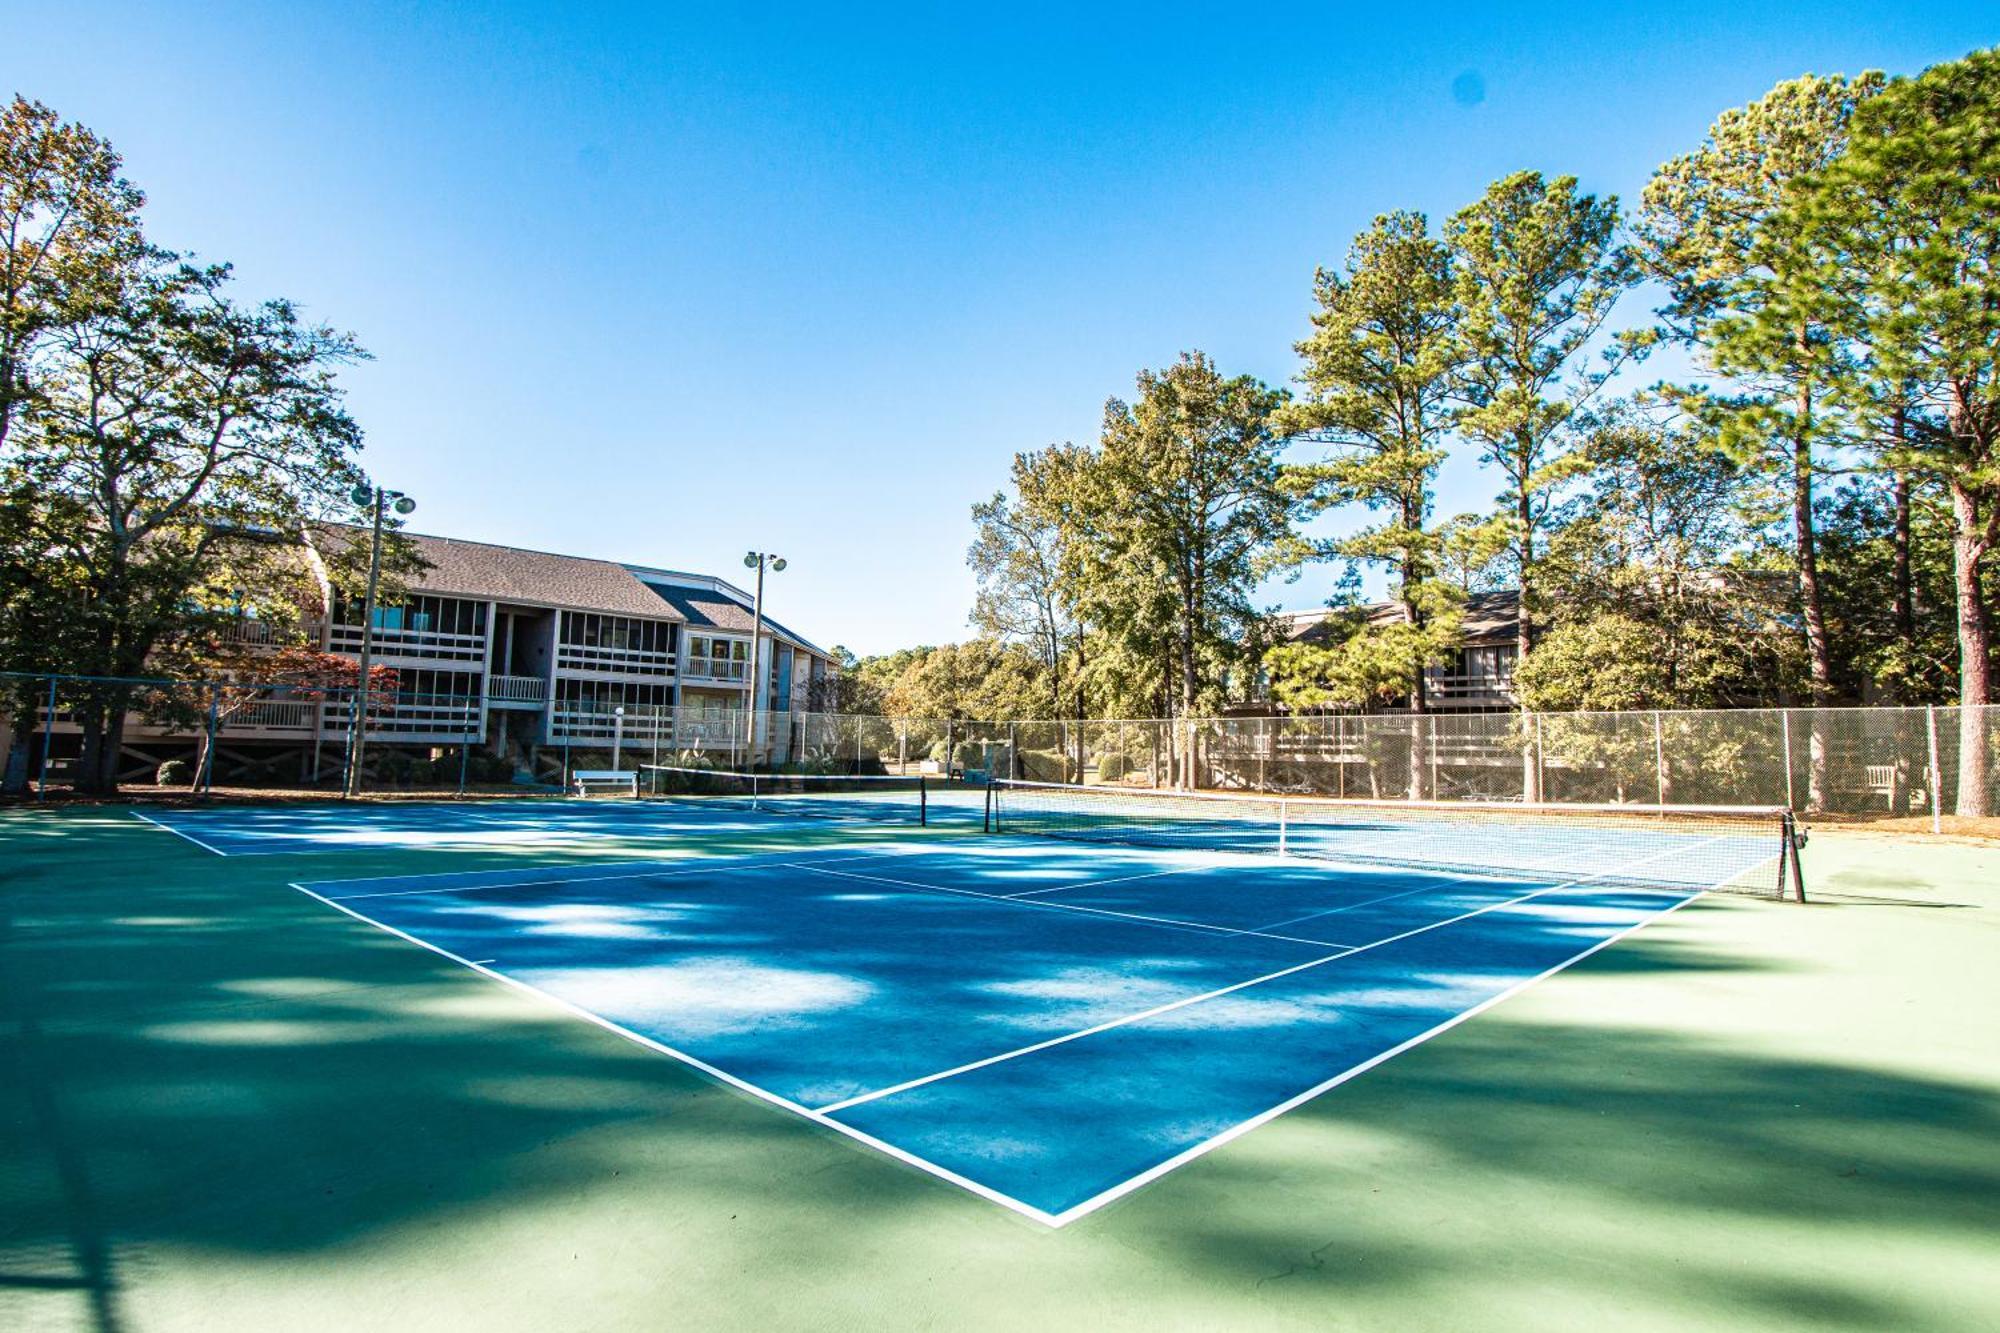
[571,768,637,798]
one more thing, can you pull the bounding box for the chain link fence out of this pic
[3,669,1994,821]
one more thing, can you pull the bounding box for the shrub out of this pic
[156,758,192,787]
[1016,748,1070,782]
[467,753,514,785]
[1097,752,1127,782]
[372,749,417,785]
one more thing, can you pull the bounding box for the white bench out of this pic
[572,769,637,798]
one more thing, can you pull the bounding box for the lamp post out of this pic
[743,551,786,766]
[611,704,626,771]
[345,483,415,797]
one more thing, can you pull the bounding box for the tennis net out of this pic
[643,765,934,824]
[984,780,1805,900]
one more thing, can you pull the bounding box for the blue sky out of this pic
[8,3,1993,654]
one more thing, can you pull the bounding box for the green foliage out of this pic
[969,446,1090,717]
[1815,475,1971,705]
[154,758,191,787]
[1636,72,1888,707]
[1274,210,1471,709]
[1086,352,1296,715]
[1528,410,1798,710]
[854,639,1054,721]
[0,96,369,791]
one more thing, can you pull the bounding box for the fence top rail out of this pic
[987,777,1792,821]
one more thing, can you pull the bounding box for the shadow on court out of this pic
[2,808,1996,1332]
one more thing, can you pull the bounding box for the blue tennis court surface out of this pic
[290,823,1778,1225]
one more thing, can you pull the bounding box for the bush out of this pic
[156,758,192,787]
[1016,748,1069,782]
[467,753,514,785]
[1097,752,1127,782]
[372,749,417,785]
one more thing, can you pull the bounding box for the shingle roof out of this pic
[1280,589,1519,646]
[647,584,755,632]
[315,528,684,621]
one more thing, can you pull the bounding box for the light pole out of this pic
[743,551,786,766]
[345,483,415,797]
[611,704,626,771]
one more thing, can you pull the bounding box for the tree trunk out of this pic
[1516,490,1539,802]
[1405,592,1428,801]
[1890,447,1916,815]
[1950,481,1993,817]
[1792,385,1834,813]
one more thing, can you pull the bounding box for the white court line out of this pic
[1041,887,1710,1226]
[813,942,1357,1114]
[1251,874,1515,934]
[311,847,926,901]
[788,862,1353,952]
[131,810,231,858]
[1001,862,1212,899]
[815,834,1727,1120]
[284,880,1068,1228]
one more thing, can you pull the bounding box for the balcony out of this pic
[488,674,548,707]
[680,657,748,685]
[553,643,677,678]
[326,621,489,665]
[1423,671,1516,709]
[550,704,675,744]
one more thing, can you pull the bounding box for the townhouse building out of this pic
[9,529,839,785]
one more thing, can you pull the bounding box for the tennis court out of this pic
[256,777,1798,1224]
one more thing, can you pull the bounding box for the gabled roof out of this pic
[314,528,684,621]
[1279,589,1520,646]
[646,583,756,633]
[628,567,830,657]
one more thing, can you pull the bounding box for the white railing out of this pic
[682,658,748,682]
[488,674,547,704]
[554,644,677,676]
[326,622,489,664]
[551,705,675,743]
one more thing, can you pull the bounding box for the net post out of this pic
[1783,812,1807,903]
[982,776,994,834]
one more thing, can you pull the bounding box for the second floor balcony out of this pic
[553,642,677,677]
[326,619,489,665]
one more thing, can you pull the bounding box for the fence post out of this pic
[1532,712,1544,803]
[1926,704,1942,835]
[459,733,470,795]
[36,675,56,800]
[1780,709,1796,812]
[1653,709,1666,809]
[1428,713,1439,800]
